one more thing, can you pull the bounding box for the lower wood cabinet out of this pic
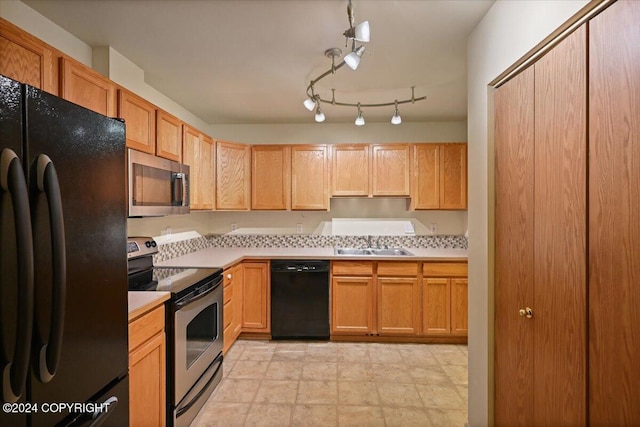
[223,263,244,354]
[241,261,270,333]
[331,260,467,340]
[128,304,166,427]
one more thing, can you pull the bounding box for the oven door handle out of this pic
[175,282,219,308]
[175,354,223,417]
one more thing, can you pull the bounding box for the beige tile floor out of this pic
[192,340,468,427]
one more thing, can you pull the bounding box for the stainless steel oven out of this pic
[172,274,223,427]
[128,149,190,217]
[127,237,223,427]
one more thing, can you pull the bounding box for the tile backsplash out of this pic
[153,233,468,264]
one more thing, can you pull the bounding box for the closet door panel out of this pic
[494,66,535,426]
[533,25,587,426]
[589,1,640,424]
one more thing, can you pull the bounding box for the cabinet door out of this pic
[413,144,440,209]
[421,278,451,335]
[199,135,215,210]
[232,264,244,338]
[589,2,640,424]
[450,279,468,335]
[0,19,55,93]
[331,276,374,335]
[377,277,420,335]
[242,262,269,332]
[216,141,251,210]
[439,143,467,209]
[251,145,290,210]
[156,109,182,162]
[223,278,233,355]
[59,58,116,116]
[182,125,202,208]
[118,89,156,154]
[291,145,328,210]
[331,144,370,196]
[371,144,410,196]
[129,332,166,427]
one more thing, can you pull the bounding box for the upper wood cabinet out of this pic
[156,109,182,162]
[439,143,467,209]
[413,144,440,209]
[331,144,370,196]
[371,144,411,196]
[291,145,329,210]
[251,145,290,210]
[118,89,156,154]
[183,126,214,210]
[216,141,251,210]
[0,18,56,94]
[413,143,467,210]
[59,57,116,116]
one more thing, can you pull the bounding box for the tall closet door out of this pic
[589,1,640,424]
[494,66,535,427]
[494,25,586,426]
[533,25,587,425]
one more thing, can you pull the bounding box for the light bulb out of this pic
[344,46,365,70]
[355,108,365,126]
[391,112,402,125]
[315,106,325,122]
[303,97,315,111]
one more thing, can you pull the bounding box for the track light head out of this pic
[391,101,402,125]
[303,97,316,111]
[344,45,365,70]
[315,104,325,122]
[355,104,365,126]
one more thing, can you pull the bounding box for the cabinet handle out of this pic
[519,307,533,319]
[227,273,232,279]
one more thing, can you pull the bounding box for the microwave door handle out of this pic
[1,149,34,403]
[35,155,66,384]
[173,172,184,206]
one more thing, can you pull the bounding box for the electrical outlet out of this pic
[296,223,303,234]
[429,223,438,234]
[231,223,237,231]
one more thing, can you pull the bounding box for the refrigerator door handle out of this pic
[35,154,66,383]
[87,396,118,427]
[0,149,35,403]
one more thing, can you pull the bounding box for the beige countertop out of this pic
[128,291,170,322]
[155,246,467,270]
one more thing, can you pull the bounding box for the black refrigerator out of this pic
[0,74,129,426]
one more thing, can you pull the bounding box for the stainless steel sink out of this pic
[369,248,414,256]
[334,248,414,256]
[335,248,373,255]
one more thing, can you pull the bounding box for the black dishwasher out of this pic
[271,260,330,339]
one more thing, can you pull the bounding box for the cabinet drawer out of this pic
[422,262,467,277]
[129,305,164,352]
[332,261,374,276]
[377,262,419,276]
[224,300,232,329]
[224,283,233,304]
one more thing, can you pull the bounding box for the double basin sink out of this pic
[334,247,414,256]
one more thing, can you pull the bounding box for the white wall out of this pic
[466,1,589,425]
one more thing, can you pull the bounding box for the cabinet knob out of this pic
[227,273,232,279]
[519,307,533,319]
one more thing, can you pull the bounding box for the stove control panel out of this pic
[127,236,158,259]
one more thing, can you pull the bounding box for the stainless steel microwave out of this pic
[128,149,190,217]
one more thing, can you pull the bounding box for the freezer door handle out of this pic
[87,396,118,427]
[0,149,34,403]
[34,155,66,383]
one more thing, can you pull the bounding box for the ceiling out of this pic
[23,0,494,125]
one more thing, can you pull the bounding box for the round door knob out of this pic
[524,307,533,319]
[519,308,526,317]
[227,273,232,279]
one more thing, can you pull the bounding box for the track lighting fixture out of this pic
[355,104,365,126]
[303,1,425,125]
[391,101,402,125]
[314,104,325,123]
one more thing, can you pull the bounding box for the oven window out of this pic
[186,302,218,368]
